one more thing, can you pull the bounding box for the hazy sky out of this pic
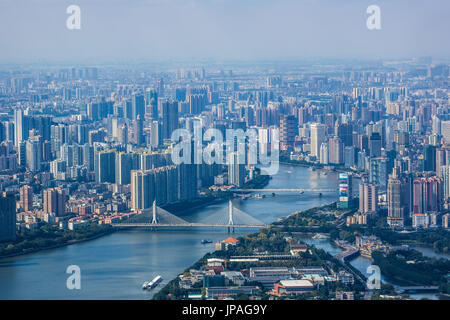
[0,0,449,64]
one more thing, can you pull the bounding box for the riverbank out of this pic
[0,224,114,260]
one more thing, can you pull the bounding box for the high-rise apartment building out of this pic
[228,152,245,188]
[359,182,377,214]
[20,185,33,212]
[280,115,297,151]
[43,187,66,217]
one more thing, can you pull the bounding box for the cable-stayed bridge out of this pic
[111,200,268,231]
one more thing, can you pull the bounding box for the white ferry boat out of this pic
[143,275,163,290]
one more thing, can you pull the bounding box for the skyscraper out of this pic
[329,136,344,164]
[280,115,297,151]
[150,121,162,148]
[359,182,377,214]
[14,109,28,148]
[95,149,116,183]
[310,123,325,158]
[387,169,405,227]
[131,93,145,120]
[131,170,155,211]
[134,115,144,146]
[146,88,158,119]
[319,142,329,164]
[228,152,245,187]
[369,132,382,158]
[161,100,179,140]
[422,144,436,172]
[25,137,42,172]
[115,152,133,185]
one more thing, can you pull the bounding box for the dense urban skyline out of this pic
[0,0,449,304]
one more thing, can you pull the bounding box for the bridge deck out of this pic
[233,188,336,193]
[112,223,268,228]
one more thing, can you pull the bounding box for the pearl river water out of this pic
[0,164,448,299]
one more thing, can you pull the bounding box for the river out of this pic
[0,164,342,299]
[1,164,445,300]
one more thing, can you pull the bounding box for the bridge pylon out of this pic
[151,200,158,224]
[228,200,234,233]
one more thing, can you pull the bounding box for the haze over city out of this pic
[0,0,450,63]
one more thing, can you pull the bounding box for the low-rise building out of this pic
[273,280,315,296]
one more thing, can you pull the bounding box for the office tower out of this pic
[25,137,42,172]
[387,169,405,227]
[335,123,353,147]
[359,182,377,214]
[43,187,66,217]
[132,93,145,120]
[319,142,329,164]
[369,132,382,157]
[228,152,245,188]
[20,185,33,212]
[161,100,179,140]
[338,173,352,209]
[131,170,155,210]
[0,192,16,242]
[280,115,297,151]
[14,109,29,148]
[422,144,436,172]
[94,149,116,183]
[329,136,344,164]
[310,123,325,158]
[146,89,158,119]
[134,115,144,146]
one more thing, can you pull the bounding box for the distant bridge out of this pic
[232,188,337,193]
[112,200,268,231]
[396,286,440,292]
